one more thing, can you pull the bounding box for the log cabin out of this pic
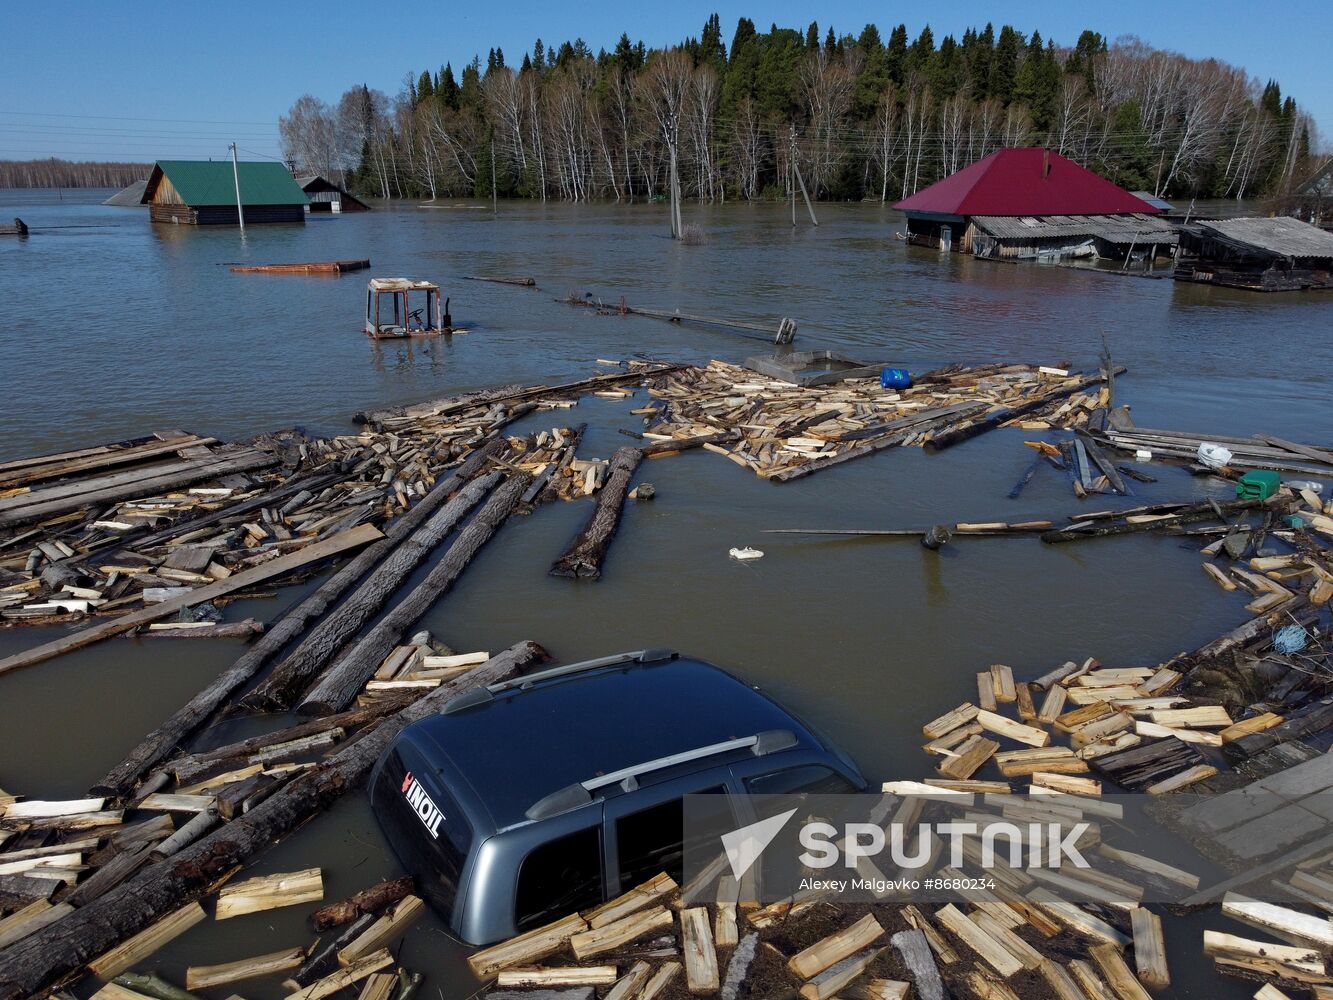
[296,175,370,213]
[140,160,308,225]
[1174,216,1333,291]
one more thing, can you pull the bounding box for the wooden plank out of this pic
[1129,908,1169,989]
[990,665,1017,703]
[1146,764,1217,794]
[582,871,676,928]
[976,710,1051,748]
[1096,846,1199,889]
[494,968,619,988]
[977,672,998,712]
[1037,686,1068,724]
[185,947,306,990]
[0,900,71,949]
[1202,930,1323,974]
[968,910,1043,970]
[0,523,383,677]
[1148,706,1233,729]
[88,901,207,979]
[467,912,588,978]
[937,736,999,780]
[788,912,883,980]
[1222,893,1333,948]
[1039,960,1092,1000]
[569,905,673,960]
[2,797,104,819]
[1089,943,1153,1000]
[798,947,884,1000]
[216,868,324,920]
[922,703,978,740]
[136,793,217,814]
[681,906,719,993]
[284,949,393,1000]
[935,904,1022,977]
[336,895,423,965]
[604,961,651,1000]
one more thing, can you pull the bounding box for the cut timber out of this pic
[88,901,207,979]
[0,524,383,678]
[1089,943,1153,1000]
[1038,687,1068,724]
[0,644,549,1000]
[1129,908,1169,989]
[569,906,673,960]
[1220,713,1284,743]
[468,912,588,978]
[1148,706,1233,729]
[494,968,618,988]
[935,904,1022,977]
[890,929,945,1000]
[991,665,1017,703]
[922,703,979,739]
[639,961,681,1000]
[337,895,423,965]
[216,868,324,919]
[549,446,643,579]
[2,798,104,819]
[285,949,393,1000]
[788,913,884,979]
[1039,960,1092,1000]
[298,474,530,715]
[583,872,677,928]
[1146,764,1217,794]
[995,747,1088,778]
[245,467,502,710]
[1221,893,1333,949]
[1096,846,1199,889]
[681,907,719,993]
[937,736,1000,780]
[1027,889,1130,947]
[0,901,71,950]
[604,962,651,1000]
[310,876,415,932]
[185,947,306,990]
[976,710,1052,747]
[798,947,883,1000]
[1254,986,1296,1000]
[1032,773,1101,796]
[1202,931,1323,975]
[357,973,396,1000]
[968,910,1043,970]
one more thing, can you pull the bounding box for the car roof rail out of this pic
[524,728,798,821]
[442,649,678,715]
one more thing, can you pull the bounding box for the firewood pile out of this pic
[639,361,1112,482]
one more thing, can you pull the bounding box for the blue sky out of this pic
[3,1,1327,162]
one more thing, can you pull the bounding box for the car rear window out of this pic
[515,827,604,931]
[614,785,730,890]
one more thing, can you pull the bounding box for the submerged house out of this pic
[1174,217,1333,291]
[296,175,370,213]
[140,161,308,225]
[894,148,1177,262]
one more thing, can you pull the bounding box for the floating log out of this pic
[549,447,642,579]
[461,275,536,287]
[87,901,207,980]
[230,260,370,274]
[286,948,393,1000]
[565,294,796,344]
[215,867,324,919]
[1129,908,1169,989]
[310,876,415,932]
[468,913,590,978]
[297,474,530,715]
[569,906,673,960]
[0,642,547,1000]
[1041,496,1281,544]
[0,523,383,680]
[245,464,503,710]
[927,369,1124,451]
[185,947,306,990]
[336,895,424,965]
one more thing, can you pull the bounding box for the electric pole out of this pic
[229,142,246,234]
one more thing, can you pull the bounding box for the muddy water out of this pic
[1,189,1331,997]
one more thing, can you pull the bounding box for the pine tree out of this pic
[886,24,908,86]
[521,53,532,72]
[730,16,756,63]
[989,25,1020,103]
[824,26,836,54]
[460,57,482,113]
[805,21,819,51]
[532,39,546,71]
[416,70,433,104]
[907,25,935,78]
[438,63,460,110]
[699,14,727,68]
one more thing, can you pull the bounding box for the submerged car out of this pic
[368,649,867,945]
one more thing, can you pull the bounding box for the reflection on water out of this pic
[0,189,1329,998]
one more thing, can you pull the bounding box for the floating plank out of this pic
[1146,764,1217,794]
[582,872,676,928]
[89,901,207,979]
[3,798,104,819]
[467,912,589,977]
[937,736,1000,780]
[284,949,393,1000]
[1089,942,1153,1000]
[681,906,719,993]
[922,703,978,740]
[1222,893,1333,949]
[570,906,673,960]
[1129,908,1169,989]
[337,895,423,965]
[975,710,1051,748]
[494,968,619,988]
[185,947,306,990]
[216,868,324,920]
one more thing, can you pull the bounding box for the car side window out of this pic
[614,785,727,889]
[514,827,603,931]
[744,765,856,795]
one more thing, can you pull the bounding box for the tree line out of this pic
[279,17,1313,205]
[0,159,148,189]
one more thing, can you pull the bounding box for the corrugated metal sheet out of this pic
[142,161,308,207]
[1194,217,1333,259]
[971,213,1178,244]
[893,148,1162,217]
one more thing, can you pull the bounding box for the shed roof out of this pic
[141,160,308,207]
[972,213,1178,245]
[1193,216,1333,259]
[894,148,1159,218]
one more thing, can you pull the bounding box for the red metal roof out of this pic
[893,148,1160,217]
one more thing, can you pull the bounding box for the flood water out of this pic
[1,189,1331,997]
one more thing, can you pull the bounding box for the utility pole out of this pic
[667,113,681,239]
[789,126,796,227]
[788,126,818,227]
[229,142,245,234]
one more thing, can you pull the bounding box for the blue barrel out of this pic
[880,367,912,390]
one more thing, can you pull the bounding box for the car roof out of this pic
[400,654,823,833]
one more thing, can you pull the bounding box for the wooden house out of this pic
[894,148,1175,262]
[296,175,370,213]
[1174,217,1333,291]
[140,160,308,225]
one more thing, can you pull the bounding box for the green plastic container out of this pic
[1236,470,1281,500]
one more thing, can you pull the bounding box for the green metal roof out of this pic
[143,160,309,207]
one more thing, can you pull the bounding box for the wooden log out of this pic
[185,947,306,990]
[569,906,673,960]
[216,868,323,919]
[604,961,651,1000]
[244,464,503,711]
[582,872,677,928]
[1129,908,1169,989]
[1222,893,1333,949]
[1041,497,1280,544]
[0,524,383,680]
[1039,960,1092,1000]
[88,901,207,979]
[922,703,978,740]
[935,904,1022,977]
[285,949,393,1000]
[937,735,1000,780]
[494,968,617,988]
[310,876,415,933]
[549,447,642,579]
[680,906,719,993]
[1202,931,1323,974]
[336,895,423,965]
[798,947,883,1000]
[0,901,72,950]
[297,474,530,715]
[638,961,681,1000]
[927,370,1122,451]
[0,435,215,490]
[1089,943,1153,1000]
[0,643,548,1000]
[787,912,882,980]
[975,710,1051,747]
